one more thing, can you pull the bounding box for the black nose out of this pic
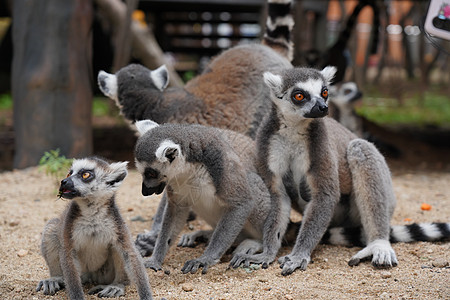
[319,104,328,112]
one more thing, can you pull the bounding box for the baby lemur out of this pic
[36,157,152,299]
[134,120,272,274]
[230,66,449,275]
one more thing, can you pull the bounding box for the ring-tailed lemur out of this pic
[97,0,295,257]
[36,157,153,299]
[328,82,363,137]
[230,66,450,275]
[133,120,272,274]
[97,0,294,139]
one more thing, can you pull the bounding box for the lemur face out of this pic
[329,82,363,107]
[264,66,337,120]
[58,158,128,201]
[135,139,185,196]
[134,120,186,197]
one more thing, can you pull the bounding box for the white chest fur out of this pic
[72,207,116,273]
[268,126,311,209]
[168,164,224,227]
[268,127,310,180]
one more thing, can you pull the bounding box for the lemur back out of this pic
[97,0,294,139]
[37,157,152,300]
[133,120,272,274]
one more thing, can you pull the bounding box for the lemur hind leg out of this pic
[346,139,398,268]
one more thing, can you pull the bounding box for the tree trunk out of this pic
[12,0,93,168]
[94,0,183,87]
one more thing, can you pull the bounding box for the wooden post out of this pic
[12,0,93,168]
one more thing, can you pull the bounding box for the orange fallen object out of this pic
[421,203,432,211]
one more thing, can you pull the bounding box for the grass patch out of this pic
[1,95,113,117]
[357,91,450,128]
[92,97,111,117]
[0,94,12,110]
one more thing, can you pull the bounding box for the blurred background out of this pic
[0,0,449,171]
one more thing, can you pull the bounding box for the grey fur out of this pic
[36,157,152,299]
[232,66,399,275]
[134,121,271,274]
[100,0,295,257]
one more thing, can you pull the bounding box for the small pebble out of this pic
[130,215,147,222]
[164,269,170,275]
[17,249,28,257]
[285,295,294,300]
[9,220,20,227]
[182,283,194,292]
[259,277,268,283]
[380,271,391,279]
[127,207,134,212]
[432,258,449,268]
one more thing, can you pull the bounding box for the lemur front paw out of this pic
[135,231,159,257]
[144,257,163,272]
[36,276,65,295]
[348,239,398,268]
[181,256,218,274]
[229,252,275,269]
[178,230,212,248]
[88,284,125,298]
[278,253,310,275]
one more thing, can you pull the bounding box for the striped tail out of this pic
[262,0,294,62]
[321,0,380,84]
[284,221,450,247]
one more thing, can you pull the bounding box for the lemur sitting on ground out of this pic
[36,157,153,299]
[230,66,450,275]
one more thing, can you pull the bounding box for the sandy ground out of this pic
[0,165,448,300]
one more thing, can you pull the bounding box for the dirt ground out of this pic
[0,164,448,300]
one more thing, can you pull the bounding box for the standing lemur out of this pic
[230,66,450,275]
[133,120,272,274]
[97,0,296,257]
[36,157,152,299]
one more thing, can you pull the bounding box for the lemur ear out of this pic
[97,71,118,100]
[106,161,128,186]
[263,72,283,97]
[135,120,159,136]
[155,140,181,163]
[150,65,169,91]
[320,66,337,84]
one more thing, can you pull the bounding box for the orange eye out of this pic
[293,93,304,102]
[66,173,71,178]
[82,172,90,179]
[322,89,329,98]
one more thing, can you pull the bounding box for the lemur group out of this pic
[36,0,449,299]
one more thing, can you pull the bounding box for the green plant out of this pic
[357,90,450,128]
[39,149,73,181]
[0,94,12,110]
[92,97,111,117]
